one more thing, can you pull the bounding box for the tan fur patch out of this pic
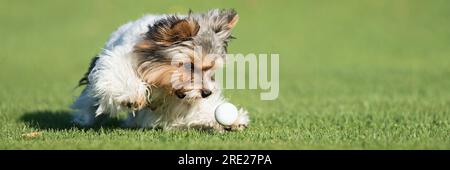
[138,63,177,88]
[170,19,200,41]
[149,18,199,46]
[134,39,153,52]
[134,16,200,57]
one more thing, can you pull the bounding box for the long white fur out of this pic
[71,14,249,130]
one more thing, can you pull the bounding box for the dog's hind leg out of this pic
[71,86,98,126]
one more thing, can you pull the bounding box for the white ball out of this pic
[214,102,238,126]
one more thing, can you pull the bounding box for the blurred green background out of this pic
[0,0,449,149]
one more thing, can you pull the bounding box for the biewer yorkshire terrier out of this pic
[71,9,249,131]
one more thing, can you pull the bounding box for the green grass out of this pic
[0,0,449,149]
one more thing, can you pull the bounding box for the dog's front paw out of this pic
[121,97,147,111]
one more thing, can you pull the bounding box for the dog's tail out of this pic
[78,56,99,86]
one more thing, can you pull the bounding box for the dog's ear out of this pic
[224,9,239,30]
[144,16,200,47]
[170,19,200,41]
[135,16,199,56]
[209,9,239,41]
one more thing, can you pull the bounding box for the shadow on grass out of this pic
[20,111,230,134]
[20,110,123,130]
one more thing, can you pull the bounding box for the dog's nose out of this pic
[200,89,212,98]
[175,90,186,99]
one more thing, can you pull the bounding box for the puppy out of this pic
[71,9,249,131]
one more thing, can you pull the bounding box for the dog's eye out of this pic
[210,73,215,81]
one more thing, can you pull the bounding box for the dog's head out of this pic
[135,9,238,102]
